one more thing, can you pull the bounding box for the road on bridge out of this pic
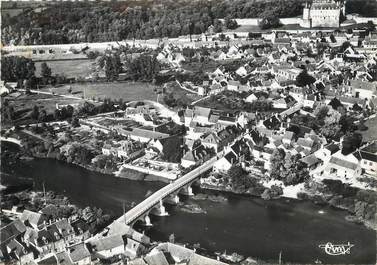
[117,155,219,225]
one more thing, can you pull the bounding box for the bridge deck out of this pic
[118,156,218,224]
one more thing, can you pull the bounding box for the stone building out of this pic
[301,0,345,28]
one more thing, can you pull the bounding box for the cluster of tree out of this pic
[1,56,36,89]
[295,69,316,87]
[53,105,75,121]
[1,99,16,123]
[341,132,363,155]
[1,0,303,45]
[74,100,117,118]
[125,53,161,81]
[322,179,376,222]
[96,53,122,81]
[261,184,283,200]
[248,99,273,112]
[227,165,265,195]
[270,149,309,186]
[40,62,53,85]
[79,206,112,234]
[93,154,119,171]
[67,143,97,165]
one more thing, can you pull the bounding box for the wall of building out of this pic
[311,9,340,28]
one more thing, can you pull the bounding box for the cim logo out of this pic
[319,242,354,256]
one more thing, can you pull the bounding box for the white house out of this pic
[236,66,248,77]
[87,235,124,260]
[245,93,258,103]
[213,151,237,173]
[324,151,362,180]
[354,142,377,175]
[350,80,377,100]
[227,80,240,91]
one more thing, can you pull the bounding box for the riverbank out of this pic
[200,177,377,231]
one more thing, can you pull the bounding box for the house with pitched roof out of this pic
[181,144,210,168]
[315,142,340,163]
[201,132,221,152]
[353,142,377,175]
[20,210,48,230]
[325,151,362,180]
[227,80,241,91]
[56,251,74,265]
[0,219,27,249]
[86,234,124,260]
[252,145,274,170]
[5,238,34,263]
[144,250,169,265]
[213,151,238,172]
[67,243,91,265]
[350,80,377,100]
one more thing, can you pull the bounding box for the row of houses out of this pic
[0,207,151,265]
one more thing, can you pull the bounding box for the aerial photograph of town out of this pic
[0,0,376,264]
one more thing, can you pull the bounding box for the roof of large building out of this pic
[55,251,74,265]
[362,142,377,154]
[329,156,359,170]
[0,219,27,246]
[87,234,124,252]
[311,0,340,9]
[144,250,169,265]
[20,210,46,228]
[67,243,90,263]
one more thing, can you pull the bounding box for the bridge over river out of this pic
[115,156,219,226]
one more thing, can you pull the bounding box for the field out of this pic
[35,59,94,79]
[41,82,159,102]
[3,92,85,126]
[163,82,201,108]
[359,116,377,142]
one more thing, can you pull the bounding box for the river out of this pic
[1,142,375,264]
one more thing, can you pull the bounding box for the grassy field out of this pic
[163,82,201,107]
[3,93,85,125]
[35,59,94,79]
[41,82,159,102]
[359,116,377,142]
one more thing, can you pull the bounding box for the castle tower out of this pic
[341,0,347,16]
[300,1,312,28]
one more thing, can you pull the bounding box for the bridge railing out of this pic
[125,156,218,223]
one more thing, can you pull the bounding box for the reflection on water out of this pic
[1,146,375,264]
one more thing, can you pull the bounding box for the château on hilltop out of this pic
[301,0,346,28]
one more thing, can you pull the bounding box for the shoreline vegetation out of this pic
[1,142,375,265]
[2,140,375,232]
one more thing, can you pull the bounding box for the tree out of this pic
[342,133,362,155]
[1,56,36,87]
[31,105,40,121]
[41,62,52,79]
[320,124,341,139]
[39,109,47,122]
[296,70,316,87]
[259,14,280,30]
[71,117,80,128]
[224,17,238,30]
[213,19,223,33]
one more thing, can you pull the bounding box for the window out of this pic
[370,162,373,166]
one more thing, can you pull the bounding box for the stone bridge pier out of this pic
[164,193,180,205]
[150,200,169,217]
[132,211,153,227]
[178,180,198,196]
